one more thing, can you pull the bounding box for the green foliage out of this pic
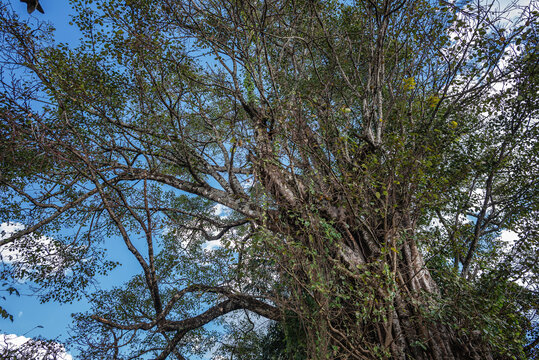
[217,315,307,360]
[429,268,537,359]
[0,283,19,322]
[0,0,538,358]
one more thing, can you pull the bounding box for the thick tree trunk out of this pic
[250,106,493,359]
[267,206,493,360]
[334,234,492,360]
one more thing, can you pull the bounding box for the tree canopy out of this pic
[0,0,538,359]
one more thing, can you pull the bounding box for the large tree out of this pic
[1,0,538,359]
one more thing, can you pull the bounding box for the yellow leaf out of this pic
[427,95,440,107]
[403,77,416,91]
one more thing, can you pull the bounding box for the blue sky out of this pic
[0,2,143,355]
[0,3,237,358]
[1,222,143,356]
[9,0,80,44]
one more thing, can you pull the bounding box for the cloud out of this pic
[212,204,232,218]
[202,239,223,251]
[0,334,73,360]
[500,229,519,248]
[0,222,72,280]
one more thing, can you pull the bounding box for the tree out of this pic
[0,0,538,359]
[0,334,70,360]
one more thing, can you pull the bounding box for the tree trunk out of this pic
[266,207,493,360]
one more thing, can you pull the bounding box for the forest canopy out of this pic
[0,0,538,359]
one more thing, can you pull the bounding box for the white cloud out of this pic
[500,229,519,248]
[241,176,254,190]
[0,222,71,280]
[212,204,231,218]
[202,239,223,251]
[0,334,73,360]
[440,0,529,100]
